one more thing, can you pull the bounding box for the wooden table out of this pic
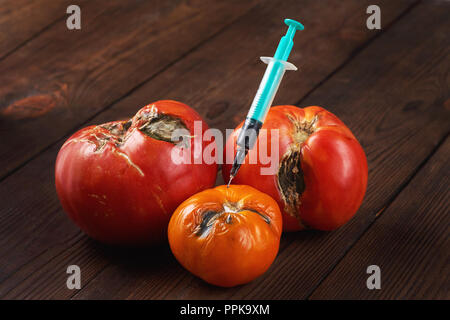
[0,0,448,300]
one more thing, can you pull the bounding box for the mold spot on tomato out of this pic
[100,120,132,141]
[195,203,271,237]
[277,148,305,221]
[98,121,130,147]
[195,210,221,237]
[139,114,188,144]
[287,113,317,145]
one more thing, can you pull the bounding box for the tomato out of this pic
[223,106,367,231]
[55,100,217,245]
[168,185,282,287]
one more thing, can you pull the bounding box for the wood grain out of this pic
[0,0,72,59]
[309,137,449,299]
[0,0,259,179]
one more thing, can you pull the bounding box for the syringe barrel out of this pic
[236,118,263,151]
[246,57,296,123]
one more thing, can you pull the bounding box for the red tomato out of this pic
[223,105,367,231]
[55,100,217,245]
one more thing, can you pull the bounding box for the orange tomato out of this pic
[168,185,282,287]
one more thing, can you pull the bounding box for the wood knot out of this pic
[1,94,56,120]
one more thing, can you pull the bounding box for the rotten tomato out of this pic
[55,100,217,245]
[223,105,368,231]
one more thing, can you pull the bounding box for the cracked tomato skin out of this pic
[222,105,368,232]
[168,185,282,287]
[55,100,218,245]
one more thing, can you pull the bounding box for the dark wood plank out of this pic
[0,0,427,299]
[0,0,259,179]
[203,0,449,300]
[0,0,71,59]
[309,137,449,299]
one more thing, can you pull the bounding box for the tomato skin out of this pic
[168,185,282,287]
[55,100,217,245]
[222,106,368,231]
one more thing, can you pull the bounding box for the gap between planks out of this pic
[0,15,66,63]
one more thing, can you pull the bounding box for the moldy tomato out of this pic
[168,185,282,287]
[223,106,367,232]
[55,100,217,245]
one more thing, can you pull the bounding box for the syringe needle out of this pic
[227,175,234,188]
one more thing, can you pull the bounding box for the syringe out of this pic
[227,19,304,186]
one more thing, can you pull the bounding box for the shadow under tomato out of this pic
[85,238,180,273]
[281,228,329,243]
